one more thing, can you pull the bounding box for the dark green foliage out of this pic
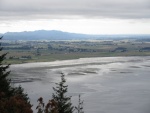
[0,36,13,97]
[0,37,33,113]
[13,85,31,104]
[75,95,84,113]
[52,73,74,113]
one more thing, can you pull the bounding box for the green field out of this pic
[1,39,150,64]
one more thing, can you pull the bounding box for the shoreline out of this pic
[6,55,150,65]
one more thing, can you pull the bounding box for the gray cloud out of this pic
[0,0,150,20]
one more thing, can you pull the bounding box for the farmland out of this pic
[1,39,150,64]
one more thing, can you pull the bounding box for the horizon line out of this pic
[0,30,150,35]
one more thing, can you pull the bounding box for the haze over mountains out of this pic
[0,30,150,40]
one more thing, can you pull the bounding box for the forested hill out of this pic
[1,30,150,40]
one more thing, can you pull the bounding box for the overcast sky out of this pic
[0,0,150,34]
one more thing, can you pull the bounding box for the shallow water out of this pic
[10,56,150,113]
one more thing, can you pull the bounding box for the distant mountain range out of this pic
[0,30,150,40]
[0,30,98,40]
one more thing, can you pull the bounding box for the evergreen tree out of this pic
[13,85,31,104]
[0,36,13,97]
[75,95,84,113]
[0,37,33,113]
[52,73,74,113]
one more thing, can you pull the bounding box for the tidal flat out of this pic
[10,56,150,113]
